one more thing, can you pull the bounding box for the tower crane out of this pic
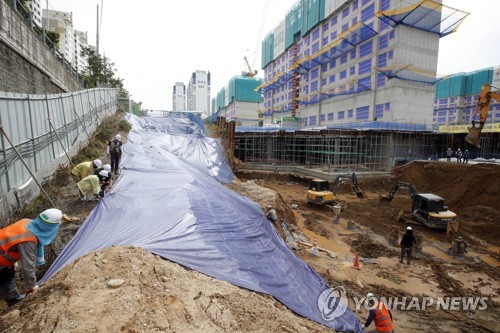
[242,56,258,77]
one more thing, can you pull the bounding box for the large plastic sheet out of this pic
[42,115,363,333]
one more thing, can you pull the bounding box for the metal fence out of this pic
[0,88,117,222]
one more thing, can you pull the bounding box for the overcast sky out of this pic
[48,0,500,110]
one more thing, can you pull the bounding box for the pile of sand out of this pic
[1,246,331,333]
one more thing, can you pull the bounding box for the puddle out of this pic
[423,246,457,262]
[468,251,500,268]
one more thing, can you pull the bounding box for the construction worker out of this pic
[446,148,452,162]
[400,226,417,265]
[94,164,113,190]
[77,170,109,201]
[266,205,277,223]
[462,149,469,164]
[71,159,102,183]
[361,292,395,332]
[455,148,462,163]
[107,134,123,175]
[0,208,63,306]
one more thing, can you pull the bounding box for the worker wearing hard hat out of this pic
[361,292,395,332]
[77,170,109,201]
[107,134,123,175]
[93,164,113,190]
[71,159,102,183]
[266,205,277,223]
[0,208,63,306]
[400,226,417,265]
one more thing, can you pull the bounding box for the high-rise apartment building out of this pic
[259,0,467,129]
[187,70,211,118]
[27,0,42,27]
[42,9,89,73]
[172,82,186,111]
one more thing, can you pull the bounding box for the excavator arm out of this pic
[380,181,417,203]
[465,84,500,148]
[332,173,364,198]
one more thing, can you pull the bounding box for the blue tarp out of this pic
[41,115,363,333]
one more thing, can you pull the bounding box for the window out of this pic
[329,74,336,83]
[322,64,328,72]
[312,28,320,40]
[341,54,348,64]
[377,73,386,87]
[322,78,327,86]
[323,22,329,31]
[358,76,371,89]
[379,34,388,50]
[375,104,384,119]
[378,53,387,67]
[342,23,349,32]
[342,7,349,19]
[331,16,338,26]
[348,109,353,118]
[362,0,371,6]
[320,114,326,121]
[353,0,359,10]
[380,20,390,31]
[323,37,329,46]
[381,0,390,11]
[340,70,347,79]
[338,111,345,119]
[389,30,395,39]
[328,113,334,121]
[350,49,356,59]
[361,3,375,22]
[358,59,372,75]
[309,115,317,125]
[385,103,390,111]
[350,66,355,76]
[356,106,369,120]
[311,68,319,79]
[388,50,394,59]
[312,41,320,53]
[329,59,336,69]
[352,17,358,25]
[311,81,318,92]
[359,40,372,58]
[331,31,337,40]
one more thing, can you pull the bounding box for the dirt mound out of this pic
[396,161,500,213]
[0,246,331,333]
[345,234,397,258]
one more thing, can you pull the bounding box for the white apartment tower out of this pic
[27,0,42,27]
[172,82,186,111]
[187,70,211,118]
[42,9,89,73]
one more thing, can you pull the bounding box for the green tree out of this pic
[45,30,60,49]
[80,46,128,96]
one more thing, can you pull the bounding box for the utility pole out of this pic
[96,4,99,55]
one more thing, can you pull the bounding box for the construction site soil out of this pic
[0,123,498,333]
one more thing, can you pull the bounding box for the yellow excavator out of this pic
[307,173,364,206]
[465,83,500,148]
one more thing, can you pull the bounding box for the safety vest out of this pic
[0,219,38,267]
[373,301,395,332]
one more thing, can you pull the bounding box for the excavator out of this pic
[307,173,364,206]
[465,83,500,148]
[380,181,456,229]
[242,56,258,77]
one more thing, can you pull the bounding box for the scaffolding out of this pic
[235,129,449,173]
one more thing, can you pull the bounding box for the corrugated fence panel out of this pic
[0,88,117,208]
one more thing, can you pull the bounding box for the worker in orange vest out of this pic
[361,292,395,333]
[0,208,63,306]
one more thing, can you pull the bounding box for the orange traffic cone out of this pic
[352,252,361,270]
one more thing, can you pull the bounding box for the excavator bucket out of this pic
[465,127,482,148]
[379,194,393,204]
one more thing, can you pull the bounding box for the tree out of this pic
[45,30,60,49]
[80,46,128,96]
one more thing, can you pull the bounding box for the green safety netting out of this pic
[374,65,447,84]
[258,22,377,94]
[375,0,469,37]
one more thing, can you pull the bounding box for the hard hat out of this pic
[39,208,63,224]
[407,226,412,230]
[268,205,272,209]
[93,159,102,168]
[99,170,109,177]
[366,292,375,298]
[103,164,111,172]
[115,134,121,141]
